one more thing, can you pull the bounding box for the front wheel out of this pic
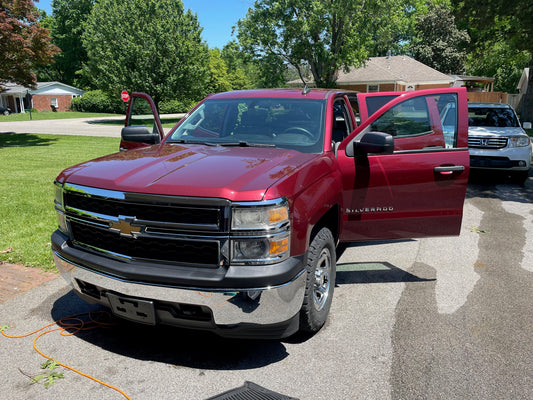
[511,170,529,185]
[300,227,336,333]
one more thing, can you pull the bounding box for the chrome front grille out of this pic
[61,184,230,267]
[468,137,508,149]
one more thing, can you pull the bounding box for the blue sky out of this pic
[36,0,252,49]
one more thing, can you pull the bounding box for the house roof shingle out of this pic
[288,55,454,86]
[338,56,453,85]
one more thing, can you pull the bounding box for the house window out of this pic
[367,84,379,93]
[51,98,58,107]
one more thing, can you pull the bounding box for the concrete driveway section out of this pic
[1,174,532,400]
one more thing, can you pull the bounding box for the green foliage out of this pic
[70,90,125,114]
[0,0,59,88]
[159,99,196,114]
[207,49,232,93]
[237,0,407,88]
[221,41,255,89]
[466,40,530,93]
[46,0,94,87]
[83,0,209,107]
[452,0,533,120]
[410,2,470,74]
[31,360,64,389]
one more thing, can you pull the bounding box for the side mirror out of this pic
[346,131,394,157]
[121,126,160,145]
[523,122,532,130]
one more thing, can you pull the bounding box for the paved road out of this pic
[0,114,183,137]
[0,116,126,137]
[1,173,532,400]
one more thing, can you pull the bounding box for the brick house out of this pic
[0,81,85,113]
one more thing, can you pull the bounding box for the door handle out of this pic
[434,165,466,175]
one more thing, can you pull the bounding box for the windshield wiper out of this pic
[171,139,218,146]
[219,141,275,148]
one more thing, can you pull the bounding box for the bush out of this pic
[70,90,125,114]
[159,99,197,114]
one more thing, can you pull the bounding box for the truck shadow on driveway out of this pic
[336,261,434,284]
[50,289,289,370]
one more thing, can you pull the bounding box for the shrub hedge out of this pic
[70,90,126,114]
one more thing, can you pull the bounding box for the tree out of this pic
[47,0,94,87]
[220,41,253,90]
[207,49,232,93]
[452,0,533,120]
[221,41,284,89]
[0,0,59,88]
[237,0,407,88]
[464,23,530,93]
[409,2,469,74]
[83,0,209,107]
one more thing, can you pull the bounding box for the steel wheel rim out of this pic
[313,247,332,311]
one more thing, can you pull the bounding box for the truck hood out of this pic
[57,143,318,201]
[468,126,527,137]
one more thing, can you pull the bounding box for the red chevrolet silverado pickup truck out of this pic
[52,87,469,338]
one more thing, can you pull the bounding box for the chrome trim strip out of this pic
[66,206,221,232]
[63,182,231,207]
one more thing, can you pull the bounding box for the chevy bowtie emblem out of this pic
[110,216,141,238]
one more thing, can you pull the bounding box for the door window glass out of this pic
[127,96,160,135]
[367,93,458,150]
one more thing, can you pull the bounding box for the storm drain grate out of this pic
[206,381,299,400]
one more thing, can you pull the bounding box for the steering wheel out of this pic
[281,127,314,138]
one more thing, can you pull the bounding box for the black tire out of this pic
[511,170,529,185]
[300,227,336,333]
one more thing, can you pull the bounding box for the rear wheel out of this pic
[300,227,336,333]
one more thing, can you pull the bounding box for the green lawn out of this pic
[0,133,120,271]
[0,111,122,122]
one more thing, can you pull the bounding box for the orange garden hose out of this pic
[1,311,131,400]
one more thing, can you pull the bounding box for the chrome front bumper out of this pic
[53,252,306,331]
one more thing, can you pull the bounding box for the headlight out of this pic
[232,233,290,263]
[509,136,530,147]
[232,203,289,230]
[231,200,290,264]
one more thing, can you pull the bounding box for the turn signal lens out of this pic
[270,237,289,255]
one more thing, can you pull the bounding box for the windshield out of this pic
[167,98,326,153]
[468,107,519,128]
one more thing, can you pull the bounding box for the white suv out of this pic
[468,103,532,184]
